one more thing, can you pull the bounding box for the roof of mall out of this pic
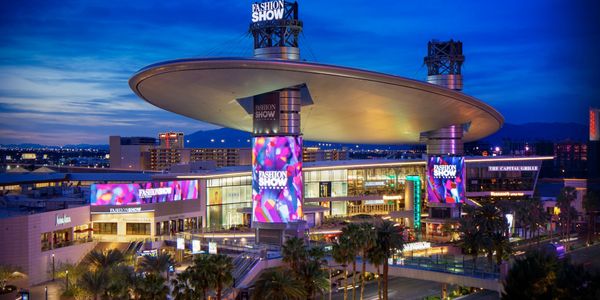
[130,58,504,144]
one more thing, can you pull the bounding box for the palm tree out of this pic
[458,218,483,270]
[137,252,173,278]
[77,271,107,300]
[491,232,511,266]
[81,249,125,272]
[106,264,135,299]
[210,254,234,300]
[528,198,549,245]
[557,186,577,247]
[583,190,600,245]
[282,237,308,273]
[332,237,353,300]
[356,223,376,300]
[135,273,169,300]
[252,268,307,300]
[171,269,196,300]
[375,220,404,300]
[341,223,361,300]
[366,244,386,300]
[296,259,330,299]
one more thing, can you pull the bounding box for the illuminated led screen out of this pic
[90,180,198,206]
[252,136,303,223]
[426,156,465,203]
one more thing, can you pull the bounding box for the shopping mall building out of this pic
[0,0,557,286]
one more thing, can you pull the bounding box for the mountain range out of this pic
[1,122,588,149]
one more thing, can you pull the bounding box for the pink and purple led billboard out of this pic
[252,136,303,223]
[426,156,465,203]
[90,180,198,206]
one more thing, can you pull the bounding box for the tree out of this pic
[583,190,600,245]
[282,237,307,273]
[458,210,483,269]
[459,203,510,268]
[296,259,329,299]
[341,223,361,300]
[0,265,24,292]
[171,262,209,300]
[252,268,307,300]
[135,273,169,300]
[502,250,558,299]
[332,237,353,300]
[356,223,376,300]
[137,252,173,278]
[557,186,577,247]
[502,250,600,299]
[171,269,198,300]
[366,243,386,300]
[210,254,234,300]
[81,249,125,272]
[375,220,404,300]
[77,271,107,300]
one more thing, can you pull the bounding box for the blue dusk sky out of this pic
[0,0,599,145]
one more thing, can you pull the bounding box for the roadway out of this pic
[331,277,447,300]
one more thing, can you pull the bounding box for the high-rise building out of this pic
[555,141,588,178]
[190,148,251,167]
[109,136,156,170]
[589,107,600,179]
[159,132,184,149]
[303,147,349,162]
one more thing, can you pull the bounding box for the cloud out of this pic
[0,0,599,144]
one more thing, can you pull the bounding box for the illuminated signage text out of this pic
[56,214,71,226]
[138,187,172,199]
[433,165,457,178]
[490,191,525,197]
[488,166,539,172]
[109,207,142,213]
[258,171,287,189]
[252,0,285,23]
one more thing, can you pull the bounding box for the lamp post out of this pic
[65,270,69,290]
[45,286,48,300]
[51,254,55,281]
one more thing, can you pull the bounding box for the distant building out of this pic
[109,136,156,170]
[150,148,188,171]
[303,147,349,162]
[159,132,184,149]
[190,148,251,167]
[554,141,588,178]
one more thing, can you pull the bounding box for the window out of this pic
[93,222,117,235]
[126,223,151,235]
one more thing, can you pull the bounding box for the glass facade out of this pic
[207,176,253,230]
[466,167,536,192]
[348,166,425,196]
[304,169,348,198]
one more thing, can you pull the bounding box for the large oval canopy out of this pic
[130,58,503,144]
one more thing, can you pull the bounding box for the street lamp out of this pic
[51,254,55,281]
[45,286,48,300]
[65,270,69,290]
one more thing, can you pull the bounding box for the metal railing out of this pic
[389,255,500,279]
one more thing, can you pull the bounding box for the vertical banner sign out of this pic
[406,176,421,232]
[253,92,280,135]
[192,240,201,254]
[591,108,600,141]
[426,156,466,203]
[252,136,303,223]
